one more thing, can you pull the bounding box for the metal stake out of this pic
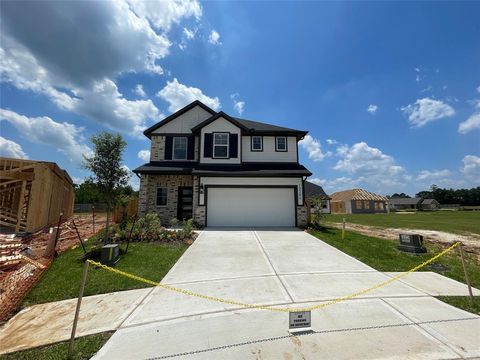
[342,218,346,240]
[68,261,89,359]
[125,213,138,254]
[72,218,87,254]
[458,242,474,304]
[92,206,95,234]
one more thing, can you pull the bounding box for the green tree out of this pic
[310,196,328,228]
[83,132,129,244]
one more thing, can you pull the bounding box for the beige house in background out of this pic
[330,188,388,214]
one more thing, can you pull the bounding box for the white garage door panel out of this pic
[207,187,296,227]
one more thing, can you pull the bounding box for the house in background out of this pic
[304,181,330,214]
[330,189,388,214]
[419,198,440,211]
[134,100,312,227]
[388,197,422,211]
[388,197,440,211]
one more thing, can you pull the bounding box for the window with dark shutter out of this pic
[204,133,213,158]
[187,136,195,160]
[229,134,238,158]
[164,136,173,160]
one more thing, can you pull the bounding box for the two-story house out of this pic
[134,100,312,227]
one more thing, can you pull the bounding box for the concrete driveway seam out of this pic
[379,297,466,359]
[252,230,295,303]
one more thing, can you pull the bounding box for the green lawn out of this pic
[23,242,188,307]
[0,333,111,360]
[325,211,480,235]
[309,227,480,314]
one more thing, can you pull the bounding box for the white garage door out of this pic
[206,187,296,227]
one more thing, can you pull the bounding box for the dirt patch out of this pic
[0,214,107,323]
[326,222,480,258]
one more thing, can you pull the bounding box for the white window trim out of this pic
[251,135,263,151]
[276,136,287,152]
[156,187,168,207]
[213,133,229,159]
[172,136,188,160]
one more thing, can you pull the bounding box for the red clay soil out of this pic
[0,214,107,323]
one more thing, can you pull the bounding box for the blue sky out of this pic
[1,1,479,195]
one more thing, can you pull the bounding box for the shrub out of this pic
[169,218,179,228]
[134,212,163,241]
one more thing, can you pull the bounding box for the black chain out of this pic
[146,317,479,359]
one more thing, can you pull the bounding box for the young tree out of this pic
[310,196,328,228]
[83,132,129,244]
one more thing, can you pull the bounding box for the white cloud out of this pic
[367,104,378,115]
[477,85,480,94]
[230,93,245,115]
[299,135,330,162]
[462,155,480,181]
[183,27,195,39]
[326,139,338,145]
[458,113,480,134]
[134,84,147,98]
[416,169,452,182]
[0,108,91,164]
[0,0,200,134]
[401,98,455,127]
[208,30,221,45]
[127,0,201,32]
[138,149,151,162]
[332,142,410,191]
[0,136,28,159]
[157,78,221,113]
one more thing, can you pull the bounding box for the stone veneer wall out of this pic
[296,205,308,227]
[150,135,165,161]
[192,175,206,226]
[138,174,193,225]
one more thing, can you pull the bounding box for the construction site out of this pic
[0,157,106,322]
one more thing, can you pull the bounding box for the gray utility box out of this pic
[101,244,120,266]
[398,234,426,254]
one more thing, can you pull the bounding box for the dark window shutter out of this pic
[164,136,173,160]
[187,136,195,160]
[229,134,238,158]
[203,133,213,158]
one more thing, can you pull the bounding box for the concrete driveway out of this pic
[94,229,480,359]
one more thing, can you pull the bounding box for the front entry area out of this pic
[206,186,296,227]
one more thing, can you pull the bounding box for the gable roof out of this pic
[190,111,250,133]
[330,188,388,202]
[388,197,422,205]
[143,100,216,139]
[143,100,309,139]
[304,181,329,199]
[233,118,308,137]
[421,198,439,205]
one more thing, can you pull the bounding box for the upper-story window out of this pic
[213,133,229,158]
[173,137,188,160]
[251,136,263,151]
[276,136,287,152]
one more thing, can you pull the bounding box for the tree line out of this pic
[390,185,480,206]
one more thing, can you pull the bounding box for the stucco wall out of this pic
[241,136,297,162]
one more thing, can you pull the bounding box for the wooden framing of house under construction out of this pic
[0,157,75,233]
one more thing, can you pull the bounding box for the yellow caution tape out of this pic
[87,241,461,313]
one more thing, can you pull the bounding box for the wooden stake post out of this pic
[68,261,89,359]
[458,242,474,304]
[342,218,346,240]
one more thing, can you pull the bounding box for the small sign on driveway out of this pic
[289,311,312,334]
